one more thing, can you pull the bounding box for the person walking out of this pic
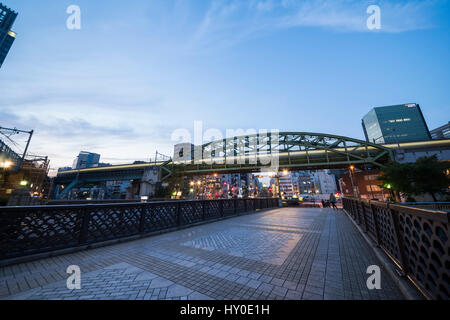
[329,193,337,209]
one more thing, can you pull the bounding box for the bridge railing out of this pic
[342,197,449,300]
[401,202,450,213]
[0,198,279,263]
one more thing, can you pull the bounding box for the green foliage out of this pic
[0,196,9,206]
[153,184,168,198]
[378,155,450,201]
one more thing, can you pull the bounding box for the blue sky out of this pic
[1,0,449,173]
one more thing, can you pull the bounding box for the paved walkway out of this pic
[0,208,405,300]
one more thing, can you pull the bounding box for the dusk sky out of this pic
[1,0,449,174]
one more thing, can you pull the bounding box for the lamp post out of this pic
[275,171,281,199]
[349,165,358,198]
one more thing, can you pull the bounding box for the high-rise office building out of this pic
[72,151,101,169]
[0,3,17,69]
[313,170,337,195]
[297,171,315,194]
[279,172,300,196]
[362,104,431,144]
[430,122,450,140]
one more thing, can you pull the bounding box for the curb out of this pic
[341,209,424,300]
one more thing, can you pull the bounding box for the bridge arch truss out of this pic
[173,132,394,174]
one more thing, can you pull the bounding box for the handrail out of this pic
[0,198,280,262]
[342,197,449,300]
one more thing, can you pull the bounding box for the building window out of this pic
[366,185,381,192]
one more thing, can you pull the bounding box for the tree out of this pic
[411,156,450,201]
[378,155,450,202]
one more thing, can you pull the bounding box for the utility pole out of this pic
[349,165,358,198]
[275,170,281,199]
[20,130,34,168]
[0,126,34,169]
[391,128,405,161]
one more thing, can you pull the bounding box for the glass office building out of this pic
[72,151,101,169]
[362,104,432,144]
[430,122,450,140]
[0,3,17,69]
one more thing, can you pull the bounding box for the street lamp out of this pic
[0,160,12,188]
[348,165,357,198]
[2,161,12,168]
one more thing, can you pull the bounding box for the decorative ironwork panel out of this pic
[395,207,449,300]
[246,199,255,212]
[0,207,84,260]
[180,201,203,225]
[236,199,246,213]
[142,203,178,232]
[0,198,279,262]
[343,198,449,300]
[272,198,278,207]
[257,199,262,210]
[204,200,221,220]
[362,201,377,241]
[222,200,235,216]
[372,204,402,264]
[87,205,141,243]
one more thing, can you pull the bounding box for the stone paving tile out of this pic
[6,263,209,301]
[1,208,407,300]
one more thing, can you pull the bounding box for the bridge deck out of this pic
[1,208,405,300]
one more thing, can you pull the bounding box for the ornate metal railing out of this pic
[401,202,450,213]
[0,198,279,262]
[343,197,449,300]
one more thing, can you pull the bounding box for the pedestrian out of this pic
[329,193,337,209]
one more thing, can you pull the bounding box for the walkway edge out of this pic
[342,209,424,300]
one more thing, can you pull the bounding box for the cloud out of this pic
[253,0,276,12]
[0,77,180,169]
[189,0,441,51]
[0,107,180,169]
[279,0,438,32]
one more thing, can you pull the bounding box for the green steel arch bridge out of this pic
[54,132,395,199]
[171,132,394,175]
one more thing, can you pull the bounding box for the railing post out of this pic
[177,202,182,226]
[79,210,90,245]
[361,201,368,232]
[370,203,381,247]
[356,200,362,224]
[234,199,237,215]
[139,204,146,233]
[202,200,206,221]
[389,206,409,276]
[244,199,248,212]
[220,200,224,217]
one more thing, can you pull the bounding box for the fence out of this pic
[0,198,279,262]
[342,197,449,300]
[401,202,450,213]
